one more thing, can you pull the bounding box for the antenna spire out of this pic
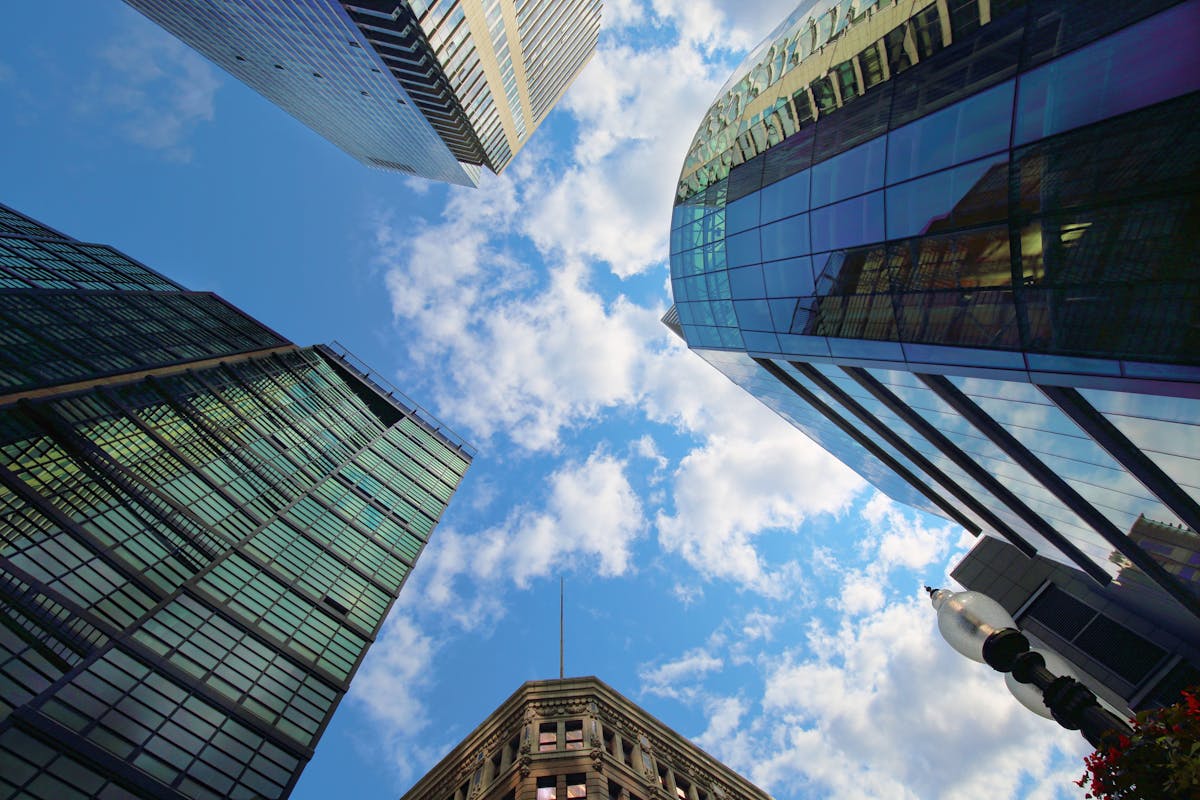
[559,576,564,679]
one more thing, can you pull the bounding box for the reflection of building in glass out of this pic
[665,0,1200,617]
[400,678,769,800]
[0,202,473,798]
[123,0,603,186]
[953,536,1200,716]
[1120,516,1200,597]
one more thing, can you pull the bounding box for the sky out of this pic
[0,2,1093,799]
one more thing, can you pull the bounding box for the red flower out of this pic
[1075,686,1200,800]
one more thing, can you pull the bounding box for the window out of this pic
[539,723,557,752]
[810,76,837,113]
[537,777,557,800]
[565,720,584,750]
[833,60,859,103]
[858,44,886,91]
[567,775,586,800]
[1022,585,1168,685]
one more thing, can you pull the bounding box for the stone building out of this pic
[399,678,769,800]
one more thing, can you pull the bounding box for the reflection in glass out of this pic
[810,192,884,252]
[811,137,886,207]
[885,156,1007,239]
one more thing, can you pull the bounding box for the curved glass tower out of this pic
[666,0,1200,618]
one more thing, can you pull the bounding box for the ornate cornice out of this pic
[399,678,769,800]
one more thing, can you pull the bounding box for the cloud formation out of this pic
[744,596,1090,800]
[656,427,863,596]
[84,16,220,161]
[640,648,724,701]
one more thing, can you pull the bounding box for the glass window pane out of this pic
[763,256,815,298]
[1015,3,1200,146]
[885,155,1008,239]
[761,168,810,223]
[728,265,766,299]
[725,192,760,234]
[811,137,886,207]
[733,300,773,331]
[810,192,884,252]
[725,230,761,267]
[887,80,1014,182]
[760,214,810,262]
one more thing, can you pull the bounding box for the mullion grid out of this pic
[131,591,337,748]
[30,645,299,800]
[0,480,157,630]
[187,364,419,586]
[105,371,395,644]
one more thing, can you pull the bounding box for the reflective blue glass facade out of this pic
[123,0,602,184]
[0,203,473,798]
[667,0,1200,619]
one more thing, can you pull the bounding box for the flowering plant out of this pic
[1076,688,1200,799]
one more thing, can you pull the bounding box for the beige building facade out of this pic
[400,678,770,800]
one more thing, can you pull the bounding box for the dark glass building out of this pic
[0,203,473,799]
[666,0,1200,618]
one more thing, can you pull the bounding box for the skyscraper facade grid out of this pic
[665,0,1200,618]
[122,0,603,186]
[0,202,473,799]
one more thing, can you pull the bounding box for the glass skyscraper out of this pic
[122,0,603,186]
[665,0,1200,618]
[0,203,473,799]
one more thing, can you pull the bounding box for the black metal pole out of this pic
[981,628,1133,748]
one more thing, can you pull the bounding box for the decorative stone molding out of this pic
[399,678,769,800]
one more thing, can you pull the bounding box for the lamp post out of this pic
[926,586,1133,748]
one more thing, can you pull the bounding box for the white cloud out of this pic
[838,571,886,615]
[396,447,646,630]
[349,615,435,738]
[344,614,452,782]
[695,695,759,771]
[655,419,863,596]
[84,18,220,161]
[631,433,668,469]
[647,0,797,52]
[749,598,1090,799]
[599,0,649,30]
[672,582,704,606]
[640,647,724,701]
[377,166,665,451]
[683,596,1092,800]
[523,39,723,277]
[740,610,781,642]
[833,493,961,617]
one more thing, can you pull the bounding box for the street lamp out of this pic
[926,586,1133,748]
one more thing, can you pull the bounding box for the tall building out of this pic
[664,0,1200,618]
[123,0,603,186]
[399,677,770,800]
[0,202,473,799]
[952,535,1200,716]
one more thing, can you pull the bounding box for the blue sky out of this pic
[1,2,1092,798]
